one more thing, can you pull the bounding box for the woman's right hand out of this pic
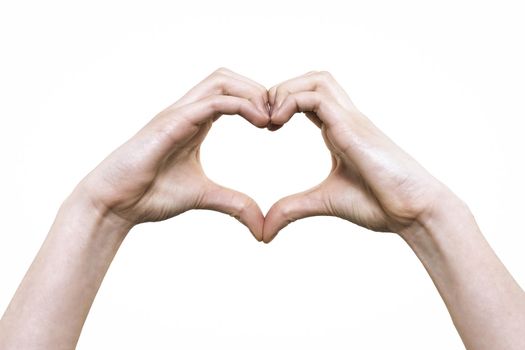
[75,68,270,240]
[263,71,455,242]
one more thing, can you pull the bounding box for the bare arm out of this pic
[0,68,270,349]
[263,70,525,349]
[0,192,130,349]
[402,194,525,349]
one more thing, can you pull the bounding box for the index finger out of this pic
[177,94,270,128]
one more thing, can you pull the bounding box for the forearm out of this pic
[401,190,525,350]
[0,189,131,349]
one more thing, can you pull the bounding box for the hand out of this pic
[76,68,270,240]
[263,71,451,243]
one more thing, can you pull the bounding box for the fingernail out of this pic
[267,123,282,131]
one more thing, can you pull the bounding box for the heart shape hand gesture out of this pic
[78,68,447,242]
[6,67,523,350]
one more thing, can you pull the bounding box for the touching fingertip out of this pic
[252,232,263,242]
[263,235,275,244]
[259,119,271,129]
[267,123,282,131]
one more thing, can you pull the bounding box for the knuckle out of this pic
[284,92,302,111]
[149,114,194,147]
[234,197,253,220]
[211,74,228,94]
[206,94,224,111]
[213,72,228,83]
[319,70,333,78]
[210,69,229,85]
[214,67,231,75]
[317,70,334,83]
[268,86,278,99]
[315,91,324,104]
[210,68,227,81]
[275,85,290,100]
[277,201,295,221]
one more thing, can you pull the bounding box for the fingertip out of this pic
[256,117,271,129]
[269,98,291,127]
[262,221,282,243]
[239,201,265,241]
[250,228,264,242]
[246,222,265,242]
[262,205,286,244]
[268,104,283,131]
[263,190,325,243]
[248,104,271,129]
[200,182,265,241]
[257,103,271,127]
[262,231,278,244]
[267,123,282,132]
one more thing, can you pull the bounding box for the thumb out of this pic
[199,181,265,241]
[263,187,327,243]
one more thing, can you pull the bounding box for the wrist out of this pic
[0,185,132,349]
[58,186,134,241]
[398,187,478,257]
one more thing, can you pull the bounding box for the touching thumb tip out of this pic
[262,235,276,244]
[200,183,265,241]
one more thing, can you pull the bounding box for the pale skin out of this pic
[0,68,523,349]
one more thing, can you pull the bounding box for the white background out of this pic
[1,0,524,348]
